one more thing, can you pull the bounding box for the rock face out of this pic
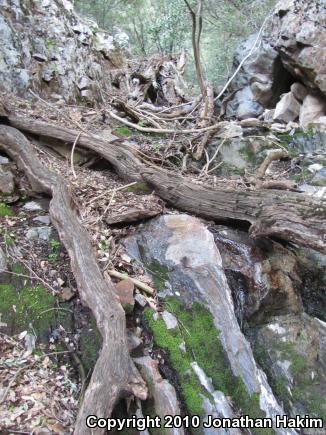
[211,226,303,327]
[0,0,126,103]
[125,215,295,434]
[249,314,326,424]
[227,0,326,126]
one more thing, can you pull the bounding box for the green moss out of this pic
[79,316,102,372]
[145,298,274,434]
[0,283,56,338]
[147,260,169,289]
[0,202,14,216]
[115,126,134,136]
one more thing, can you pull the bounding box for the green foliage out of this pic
[48,238,61,263]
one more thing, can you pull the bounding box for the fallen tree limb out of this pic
[0,126,147,435]
[6,115,326,253]
[141,167,326,254]
[8,114,144,182]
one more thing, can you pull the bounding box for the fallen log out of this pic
[6,115,326,254]
[141,167,326,254]
[0,125,147,435]
[8,114,143,182]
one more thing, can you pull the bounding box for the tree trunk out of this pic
[0,125,147,435]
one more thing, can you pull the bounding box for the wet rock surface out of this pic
[211,226,303,327]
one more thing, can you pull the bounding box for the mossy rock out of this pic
[144,297,273,435]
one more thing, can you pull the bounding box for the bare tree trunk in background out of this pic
[183,0,206,96]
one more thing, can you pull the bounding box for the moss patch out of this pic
[0,202,14,216]
[145,298,274,434]
[115,126,134,136]
[79,315,102,373]
[0,283,57,339]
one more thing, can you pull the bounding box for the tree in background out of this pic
[74,0,277,86]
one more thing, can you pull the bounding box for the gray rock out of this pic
[308,163,323,173]
[291,83,308,103]
[134,356,184,435]
[23,201,43,211]
[33,215,51,225]
[250,313,326,420]
[125,215,294,432]
[25,226,52,241]
[228,86,264,120]
[134,293,147,307]
[25,228,39,240]
[0,155,9,164]
[0,246,7,274]
[0,166,14,194]
[273,92,301,123]
[311,167,326,186]
[161,311,178,331]
[300,94,326,128]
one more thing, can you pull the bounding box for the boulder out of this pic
[212,226,303,326]
[226,0,326,116]
[273,92,300,123]
[125,215,294,433]
[250,314,326,423]
[290,82,307,103]
[299,94,326,128]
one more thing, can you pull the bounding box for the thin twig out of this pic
[70,132,82,179]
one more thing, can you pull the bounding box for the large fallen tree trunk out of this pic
[6,115,326,254]
[0,126,147,435]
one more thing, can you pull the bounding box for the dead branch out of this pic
[0,126,147,435]
[256,149,289,178]
[106,269,154,296]
[6,114,326,254]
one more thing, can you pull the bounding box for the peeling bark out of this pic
[6,115,326,254]
[0,125,147,435]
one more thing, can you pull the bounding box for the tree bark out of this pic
[0,125,147,435]
[6,115,326,254]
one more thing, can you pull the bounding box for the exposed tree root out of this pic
[5,115,326,254]
[0,125,147,435]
